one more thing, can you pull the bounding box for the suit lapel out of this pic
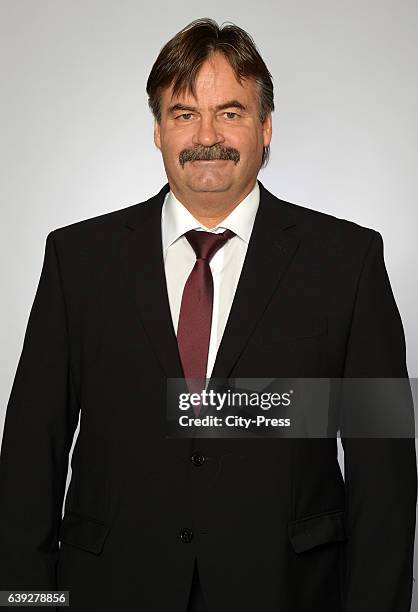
[118,180,300,383]
[119,182,183,378]
[209,180,300,382]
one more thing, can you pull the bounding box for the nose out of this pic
[192,113,225,148]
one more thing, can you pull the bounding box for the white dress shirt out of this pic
[161,180,260,380]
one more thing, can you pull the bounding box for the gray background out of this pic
[1,1,417,607]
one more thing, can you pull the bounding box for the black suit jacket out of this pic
[0,180,416,611]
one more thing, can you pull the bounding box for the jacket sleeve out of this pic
[340,230,417,611]
[0,230,80,590]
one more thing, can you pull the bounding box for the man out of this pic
[0,17,416,612]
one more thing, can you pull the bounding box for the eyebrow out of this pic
[167,99,248,114]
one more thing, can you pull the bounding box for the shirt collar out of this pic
[161,180,260,255]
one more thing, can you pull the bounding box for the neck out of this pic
[169,179,257,228]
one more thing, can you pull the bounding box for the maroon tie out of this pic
[177,228,235,416]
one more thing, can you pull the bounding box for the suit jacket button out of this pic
[180,528,193,543]
[191,451,205,467]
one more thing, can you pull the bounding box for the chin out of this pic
[184,169,235,192]
[186,176,234,192]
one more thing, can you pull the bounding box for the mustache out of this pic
[179,144,240,168]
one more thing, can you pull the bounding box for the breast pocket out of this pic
[257,314,328,344]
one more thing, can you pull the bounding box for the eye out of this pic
[177,113,193,121]
[224,112,238,119]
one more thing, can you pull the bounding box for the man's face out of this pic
[154,52,272,196]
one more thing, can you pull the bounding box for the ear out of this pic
[262,112,272,147]
[154,119,162,150]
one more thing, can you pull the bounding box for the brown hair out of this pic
[146,18,275,168]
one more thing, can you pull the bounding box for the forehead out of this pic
[161,52,257,109]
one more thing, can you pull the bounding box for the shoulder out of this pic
[50,197,151,239]
[261,182,379,255]
[46,185,167,253]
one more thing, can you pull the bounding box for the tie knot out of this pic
[184,228,235,262]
